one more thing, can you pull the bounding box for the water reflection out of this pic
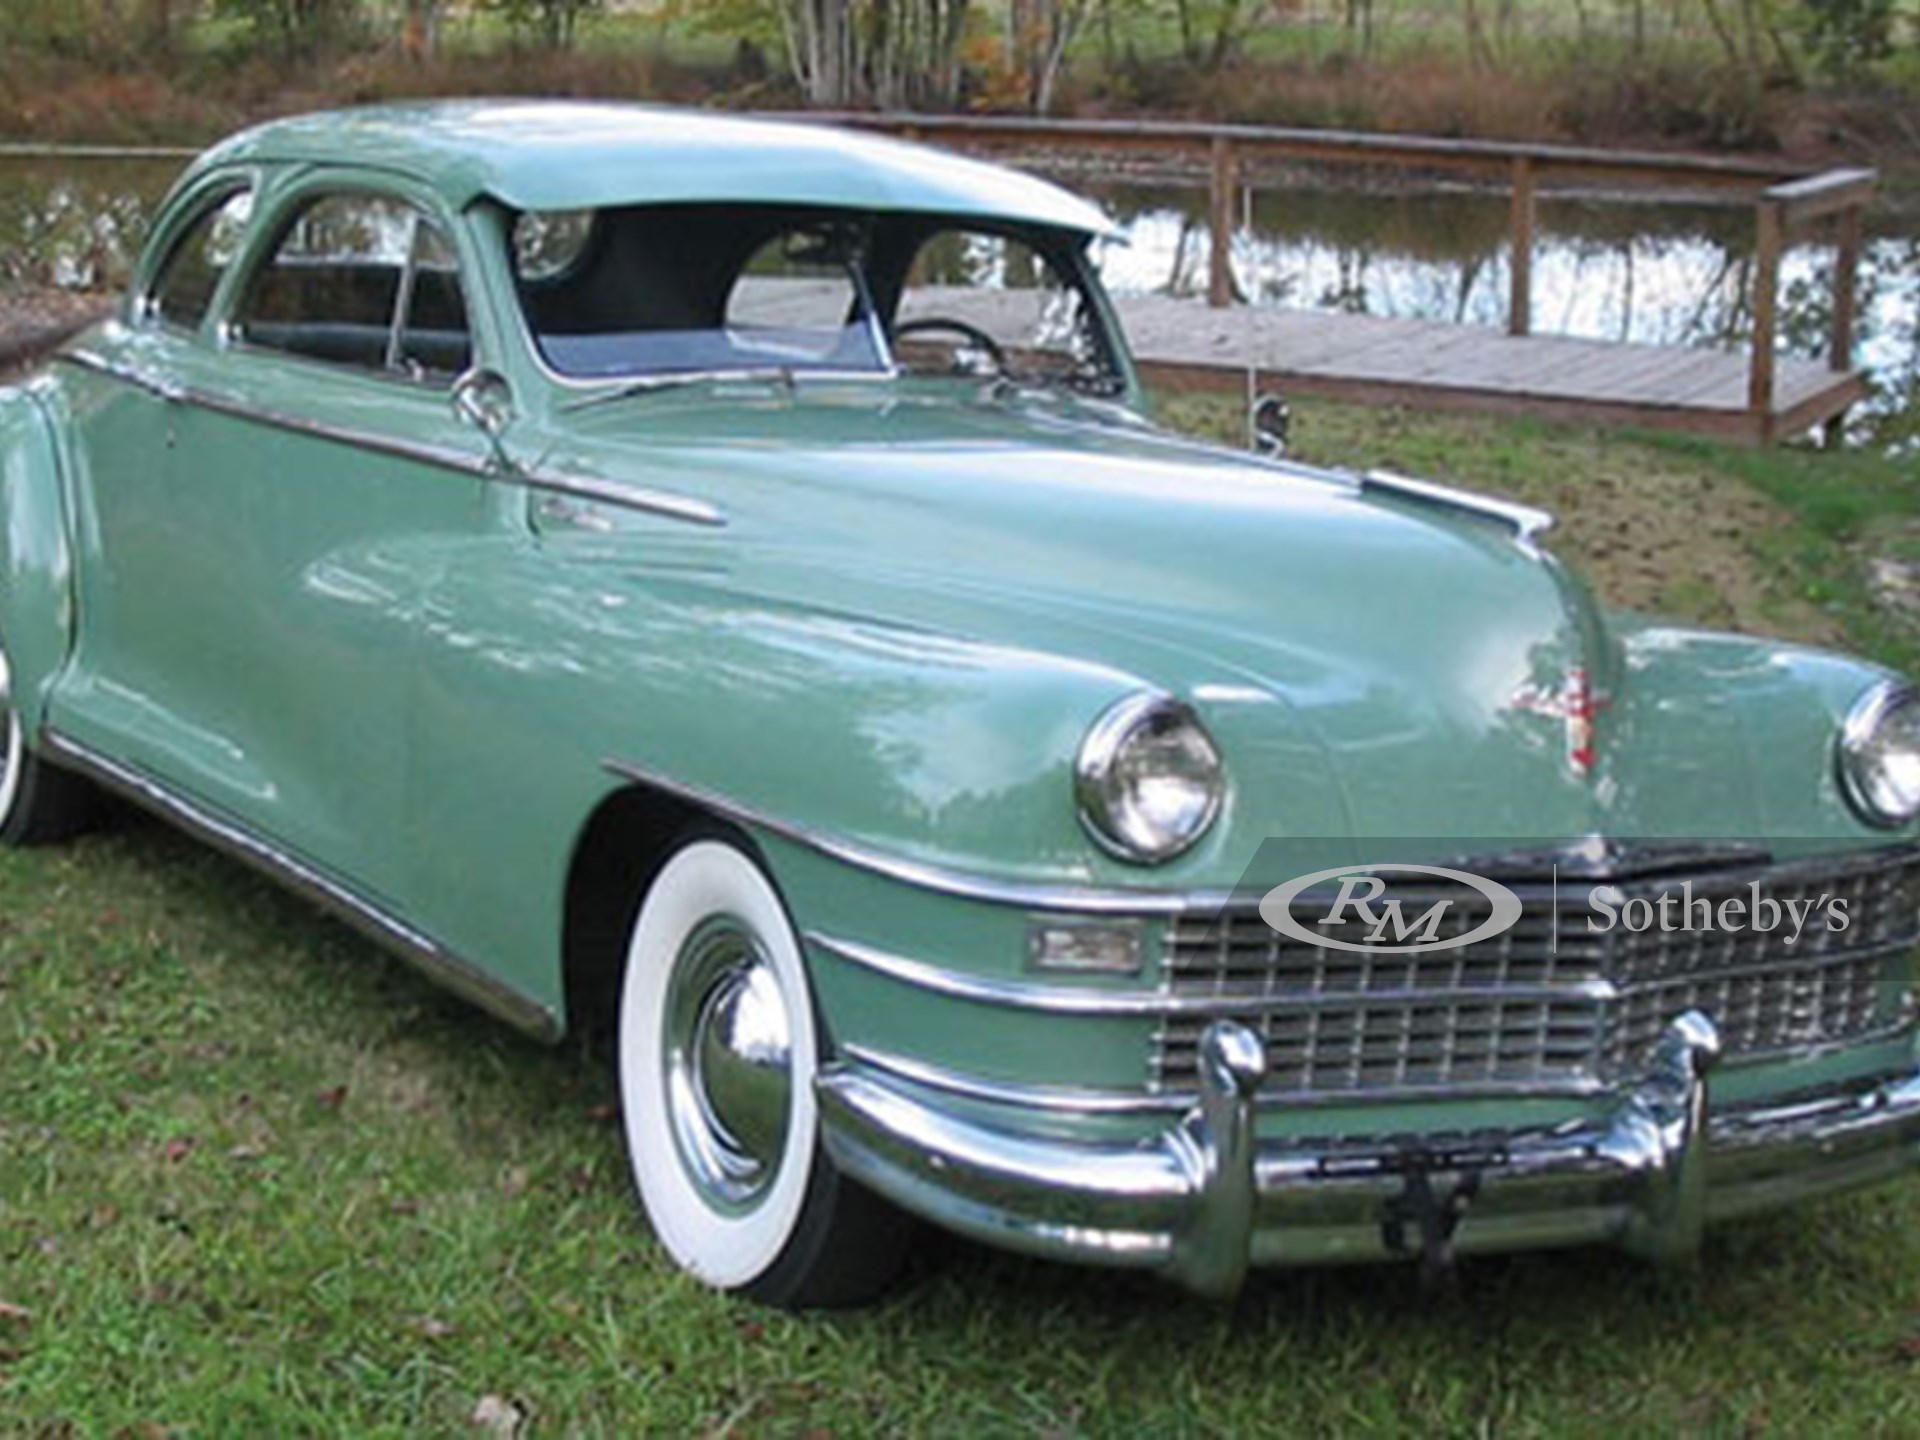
[0,156,1912,440]
[1077,179,1916,439]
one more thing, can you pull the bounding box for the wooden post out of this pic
[1830,201,1863,374]
[1748,198,1782,425]
[1508,155,1535,337]
[1208,134,1237,309]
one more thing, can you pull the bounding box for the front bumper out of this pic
[817,1013,1920,1295]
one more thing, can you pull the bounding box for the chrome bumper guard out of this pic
[817,1012,1920,1296]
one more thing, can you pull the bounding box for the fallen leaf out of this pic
[586,1102,619,1124]
[470,1394,527,1437]
[412,1316,456,1339]
[315,1085,349,1111]
[161,1137,195,1164]
[0,1300,31,1327]
[226,1145,264,1163]
[502,1166,532,1198]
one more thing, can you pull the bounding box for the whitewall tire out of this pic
[0,633,96,846]
[0,646,22,833]
[617,835,909,1308]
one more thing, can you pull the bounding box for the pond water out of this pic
[2,154,1914,443]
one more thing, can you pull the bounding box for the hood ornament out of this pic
[1511,667,1611,775]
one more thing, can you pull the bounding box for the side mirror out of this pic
[451,366,516,471]
[1250,392,1291,458]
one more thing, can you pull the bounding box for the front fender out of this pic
[1606,617,1910,846]
[0,377,77,729]
[399,531,1157,1011]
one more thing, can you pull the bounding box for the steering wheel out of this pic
[892,317,1008,375]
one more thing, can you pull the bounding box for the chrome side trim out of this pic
[518,466,725,529]
[836,1041,1193,1114]
[1361,467,1555,552]
[603,756,1231,914]
[56,349,725,529]
[809,929,1620,1017]
[41,730,562,1043]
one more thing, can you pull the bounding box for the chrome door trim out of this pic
[56,347,725,528]
[42,729,562,1043]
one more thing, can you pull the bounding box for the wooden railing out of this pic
[782,113,1878,425]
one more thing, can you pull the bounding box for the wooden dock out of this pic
[812,112,1880,445]
[1107,296,1869,445]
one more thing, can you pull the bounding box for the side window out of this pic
[148,187,254,332]
[234,192,471,384]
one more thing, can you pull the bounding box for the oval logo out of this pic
[1258,863,1524,955]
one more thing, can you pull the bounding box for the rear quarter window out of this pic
[147,187,254,332]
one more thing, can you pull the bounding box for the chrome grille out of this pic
[1154,849,1920,1099]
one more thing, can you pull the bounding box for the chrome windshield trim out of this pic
[834,1042,1193,1115]
[603,757,1228,914]
[58,348,725,529]
[556,364,900,412]
[808,930,1621,1015]
[42,729,562,1043]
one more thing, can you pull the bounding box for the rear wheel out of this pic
[0,639,95,846]
[616,835,909,1308]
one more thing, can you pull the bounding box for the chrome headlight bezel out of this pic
[1838,680,1920,828]
[1074,693,1225,865]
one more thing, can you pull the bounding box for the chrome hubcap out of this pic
[663,917,794,1212]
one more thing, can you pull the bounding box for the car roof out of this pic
[192,101,1115,235]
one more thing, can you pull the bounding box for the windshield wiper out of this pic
[560,367,800,415]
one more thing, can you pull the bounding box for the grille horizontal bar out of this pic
[1154,848,1920,1099]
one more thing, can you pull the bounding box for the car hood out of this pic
[533,388,1651,845]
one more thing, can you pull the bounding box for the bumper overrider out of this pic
[817,1013,1920,1296]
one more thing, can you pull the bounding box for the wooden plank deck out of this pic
[1105,295,1867,445]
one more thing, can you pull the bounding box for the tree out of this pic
[1173,0,1255,72]
[777,0,969,108]
[214,0,361,61]
[481,0,602,51]
[1798,0,1896,77]
[402,0,447,62]
[1009,0,1092,112]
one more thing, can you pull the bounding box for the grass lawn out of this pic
[6,401,1920,1434]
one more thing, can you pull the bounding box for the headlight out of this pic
[1075,693,1224,863]
[1838,681,1920,827]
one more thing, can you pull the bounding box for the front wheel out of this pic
[0,639,96,846]
[617,836,910,1308]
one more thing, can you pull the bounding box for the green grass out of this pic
[6,401,1920,1433]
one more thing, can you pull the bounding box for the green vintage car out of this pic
[6,102,1920,1308]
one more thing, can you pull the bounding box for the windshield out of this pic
[509,203,1125,395]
